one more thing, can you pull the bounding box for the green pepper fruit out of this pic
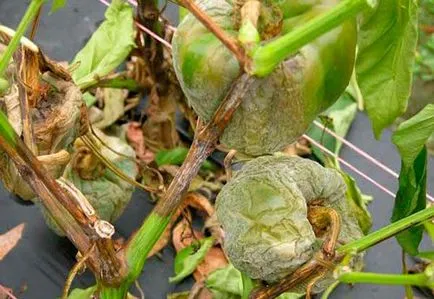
[215,155,364,292]
[172,0,356,156]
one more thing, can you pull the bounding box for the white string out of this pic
[98,0,173,49]
[313,120,434,202]
[303,135,396,197]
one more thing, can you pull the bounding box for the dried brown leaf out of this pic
[127,122,155,164]
[0,223,25,261]
[0,284,16,299]
[183,193,214,218]
[93,88,128,129]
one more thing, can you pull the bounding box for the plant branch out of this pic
[250,258,325,299]
[0,111,125,285]
[337,271,431,287]
[337,206,434,255]
[125,74,255,281]
[176,0,248,68]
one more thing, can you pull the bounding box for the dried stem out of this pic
[250,259,324,299]
[177,0,248,68]
[154,74,254,217]
[0,113,125,285]
[62,244,96,299]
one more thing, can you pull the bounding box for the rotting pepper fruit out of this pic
[0,29,82,200]
[215,155,364,293]
[172,0,357,156]
[41,130,138,236]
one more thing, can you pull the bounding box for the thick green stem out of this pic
[0,0,45,78]
[99,284,129,299]
[125,213,171,282]
[338,206,434,255]
[338,272,429,287]
[251,0,375,76]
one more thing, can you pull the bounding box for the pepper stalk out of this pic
[249,0,377,76]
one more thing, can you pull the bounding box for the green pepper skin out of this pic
[172,0,356,156]
[215,155,363,290]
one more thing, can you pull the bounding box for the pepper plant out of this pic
[0,0,433,298]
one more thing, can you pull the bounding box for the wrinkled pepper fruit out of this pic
[172,0,357,156]
[215,155,364,292]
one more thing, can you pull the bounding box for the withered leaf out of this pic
[0,284,15,299]
[93,88,128,129]
[126,122,154,164]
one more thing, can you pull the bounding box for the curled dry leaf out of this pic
[126,122,155,164]
[0,223,25,261]
[183,192,214,218]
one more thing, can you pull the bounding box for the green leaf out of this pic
[392,104,434,166]
[417,251,434,260]
[206,263,243,298]
[0,110,17,146]
[241,271,255,299]
[205,263,303,299]
[167,292,190,299]
[307,93,358,162]
[391,104,434,255]
[424,220,434,241]
[323,157,373,234]
[83,92,97,107]
[179,7,189,22]
[50,0,66,14]
[155,147,216,171]
[70,0,136,89]
[340,170,373,234]
[0,77,9,95]
[169,237,214,283]
[356,0,418,138]
[68,286,97,299]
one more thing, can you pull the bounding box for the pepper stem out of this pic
[250,0,376,77]
[337,271,431,287]
[337,206,434,255]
